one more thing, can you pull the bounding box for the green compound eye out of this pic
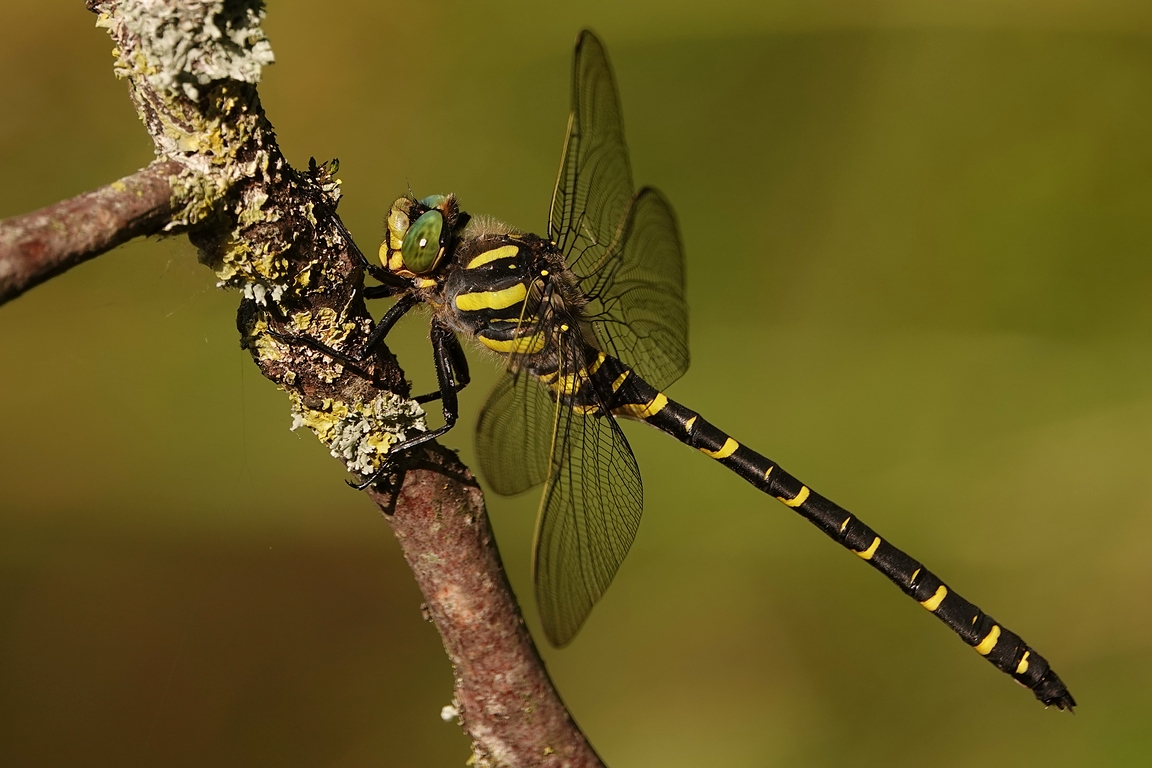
[401,209,445,273]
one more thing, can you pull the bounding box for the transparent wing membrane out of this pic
[549,31,634,275]
[475,364,557,497]
[548,32,688,389]
[475,29,684,644]
[532,340,644,646]
[475,323,645,645]
[582,188,688,391]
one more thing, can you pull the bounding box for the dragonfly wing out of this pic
[549,30,634,275]
[548,32,689,390]
[532,342,644,646]
[475,272,568,496]
[581,187,689,391]
[475,363,557,496]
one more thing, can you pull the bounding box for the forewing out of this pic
[580,188,689,391]
[533,342,644,646]
[549,30,634,275]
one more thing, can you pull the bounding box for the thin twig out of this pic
[0,160,180,305]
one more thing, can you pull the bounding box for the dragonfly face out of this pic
[377,194,467,285]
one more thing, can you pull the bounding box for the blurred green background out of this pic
[2,1,1151,765]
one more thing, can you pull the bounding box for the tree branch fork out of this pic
[0,2,602,765]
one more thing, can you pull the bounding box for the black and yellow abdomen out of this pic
[544,345,1075,709]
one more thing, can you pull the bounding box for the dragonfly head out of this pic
[379,194,470,283]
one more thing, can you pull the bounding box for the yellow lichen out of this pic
[238,189,269,227]
[363,432,397,456]
[250,317,284,361]
[309,307,355,346]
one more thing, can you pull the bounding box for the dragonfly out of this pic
[337,30,1074,710]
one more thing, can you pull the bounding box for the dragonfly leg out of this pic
[348,322,466,490]
[362,284,395,300]
[264,293,420,378]
[413,331,470,403]
[357,292,421,358]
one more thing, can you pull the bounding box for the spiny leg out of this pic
[265,293,421,379]
[350,322,469,490]
[413,330,470,403]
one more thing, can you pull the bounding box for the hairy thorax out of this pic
[432,233,590,370]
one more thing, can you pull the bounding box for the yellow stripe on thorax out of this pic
[465,244,519,269]
[477,332,546,355]
[455,282,527,311]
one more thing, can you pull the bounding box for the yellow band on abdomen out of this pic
[975,625,1001,656]
[778,486,809,507]
[614,393,668,420]
[919,585,947,612]
[701,437,738,459]
[855,537,881,560]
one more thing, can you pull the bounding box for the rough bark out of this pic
[0,1,605,765]
[0,160,180,305]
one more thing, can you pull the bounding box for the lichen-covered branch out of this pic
[0,160,180,305]
[55,1,605,765]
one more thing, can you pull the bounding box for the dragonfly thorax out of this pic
[438,232,587,359]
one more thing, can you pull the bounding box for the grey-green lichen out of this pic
[96,0,287,300]
[101,0,273,100]
[289,391,427,476]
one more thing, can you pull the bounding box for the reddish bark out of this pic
[0,160,180,305]
[371,448,605,768]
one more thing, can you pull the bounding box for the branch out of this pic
[0,160,180,305]
[0,1,604,764]
[370,450,603,767]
